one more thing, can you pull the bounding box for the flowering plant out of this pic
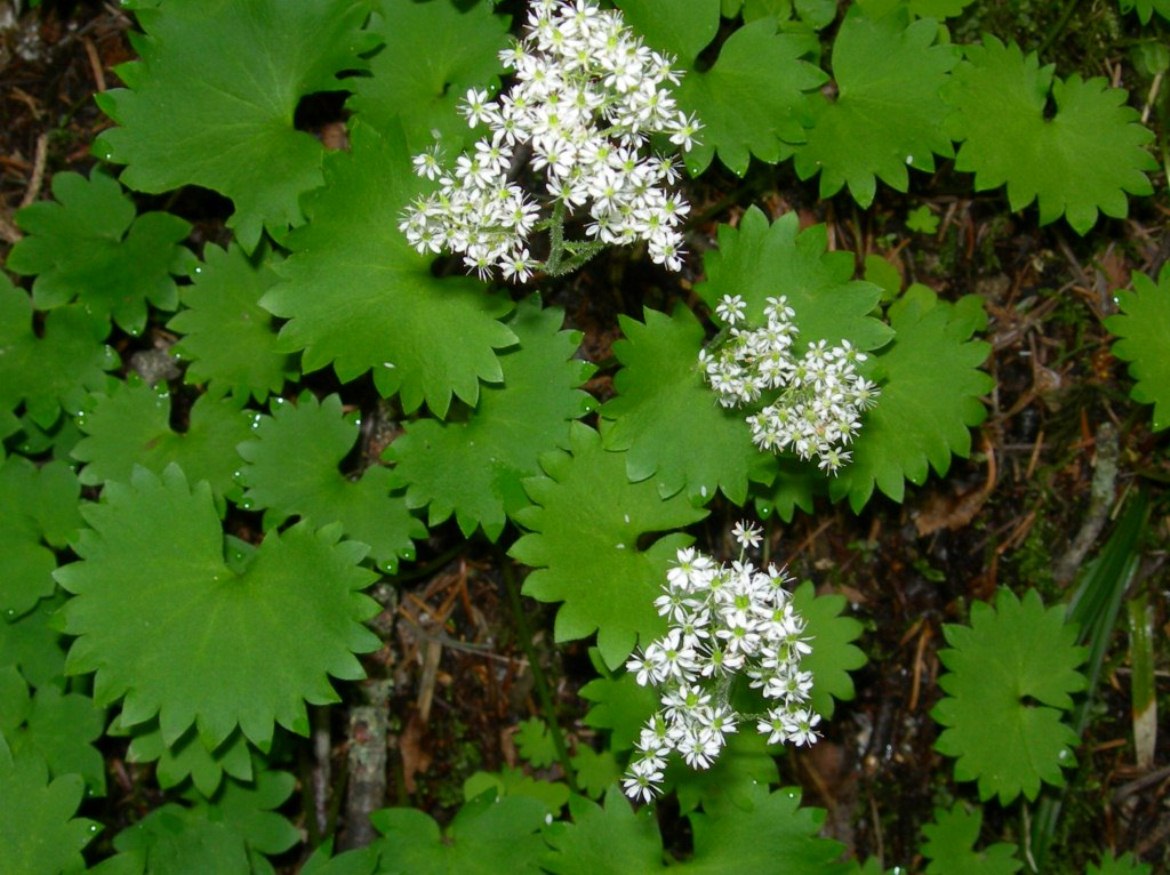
[398,0,702,281]
[622,521,819,801]
[701,293,880,475]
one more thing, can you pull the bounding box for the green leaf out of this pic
[905,204,940,234]
[0,457,82,618]
[687,782,850,873]
[676,20,826,176]
[754,458,821,524]
[111,769,299,874]
[6,410,84,464]
[348,0,511,153]
[56,464,380,749]
[168,241,298,403]
[615,0,720,62]
[368,793,547,874]
[94,0,376,250]
[922,804,1023,875]
[742,0,793,22]
[261,120,517,416]
[0,748,99,874]
[617,1,825,175]
[1087,851,1154,875]
[239,392,426,574]
[670,730,779,815]
[794,0,837,27]
[794,12,959,207]
[1105,263,1170,431]
[542,786,665,874]
[387,297,595,541]
[697,208,894,354]
[830,286,993,510]
[932,588,1088,804]
[579,659,660,753]
[300,842,380,875]
[462,766,570,812]
[792,580,867,717]
[1119,0,1170,24]
[6,169,193,335]
[510,423,708,669]
[116,718,254,797]
[72,378,254,509]
[0,593,69,690]
[906,0,977,16]
[570,747,622,799]
[0,274,118,432]
[0,667,106,795]
[600,306,776,505]
[943,36,1156,234]
[514,717,559,768]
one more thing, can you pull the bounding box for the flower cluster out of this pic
[621,522,820,803]
[700,294,880,475]
[398,0,701,281]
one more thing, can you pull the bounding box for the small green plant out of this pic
[0,0,1163,871]
[932,588,1088,804]
[1106,263,1170,431]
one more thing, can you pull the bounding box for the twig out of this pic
[1052,422,1120,585]
[312,707,332,841]
[19,133,48,209]
[1141,71,1162,126]
[0,214,22,244]
[82,36,107,92]
[908,623,932,712]
[1113,765,1170,805]
[341,679,393,851]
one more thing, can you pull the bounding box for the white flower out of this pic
[399,0,700,282]
[715,294,747,326]
[622,756,664,803]
[700,293,878,473]
[783,708,822,746]
[622,529,819,801]
[500,249,537,283]
[460,88,495,127]
[732,520,762,550]
[412,144,444,180]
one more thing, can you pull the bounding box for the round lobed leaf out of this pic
[931,588,1088,804]
[6,169,193,335]
[56,464,381,749]
[510,423,708,669]
[943,36,1156,234]
[1105,263,1170,432]
[94,0,377,250]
